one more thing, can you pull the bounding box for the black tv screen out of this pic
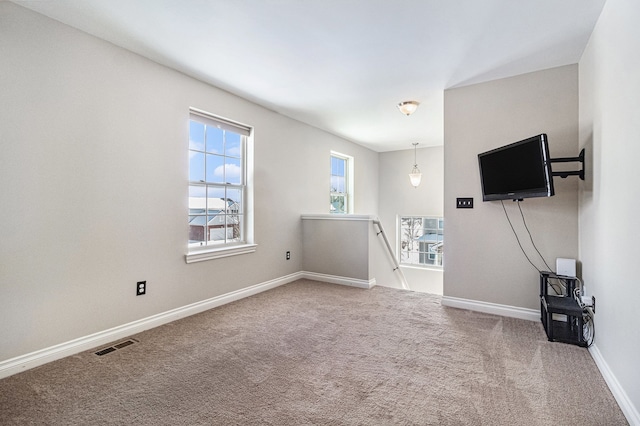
[478,134,554,201]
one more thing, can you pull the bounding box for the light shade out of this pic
[397,101,420,116]
[409,167,422,187]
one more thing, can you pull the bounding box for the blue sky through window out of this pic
[189,121,243,186]
[330,155,346,193]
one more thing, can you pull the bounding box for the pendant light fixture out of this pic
[409,142,422,188]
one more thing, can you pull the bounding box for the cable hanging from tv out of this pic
[549,148,585,180]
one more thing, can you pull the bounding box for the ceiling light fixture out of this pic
[397,100,420,116]
[409,143,422,188]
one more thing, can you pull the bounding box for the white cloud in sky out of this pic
[213,163,241,180]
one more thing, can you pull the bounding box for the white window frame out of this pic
[397,215,443,269]
[186,108,255,263]
[330,151,354,214]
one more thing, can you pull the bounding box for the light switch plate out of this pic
[456,197,473,208]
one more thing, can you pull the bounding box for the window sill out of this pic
[400,264,444,272]
[301,214,376,221]
[185,243,257,264]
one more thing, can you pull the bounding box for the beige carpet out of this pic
[0,279,627,425]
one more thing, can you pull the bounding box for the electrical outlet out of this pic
[286,251,291,260]
[456,197,474,208]
[136,281,146,296]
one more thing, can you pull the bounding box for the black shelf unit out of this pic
[540,271,587,347]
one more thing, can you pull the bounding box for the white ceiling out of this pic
[12,0,606,152]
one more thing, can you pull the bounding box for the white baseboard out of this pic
[589,344,640,426]
[301,271,376,289]
[0,272,304,380]
[441,295,539,322]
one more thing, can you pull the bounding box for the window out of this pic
[398,216,443,268]
[187,109,254,263]
[330,151,353,214]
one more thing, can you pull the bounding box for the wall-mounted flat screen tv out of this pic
[478,134,554,201]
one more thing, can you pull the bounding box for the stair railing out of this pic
[372,218,410,290]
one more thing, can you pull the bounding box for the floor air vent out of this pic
[94,347,116,356]
[113,340,135,350]
[95,339,137,356]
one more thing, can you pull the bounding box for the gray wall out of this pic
[443,65,579,310]
[0,3,379,361]
[378,147,444,294]
[301,217,370,281]
[300,216,406,289]
[579,0,640,418]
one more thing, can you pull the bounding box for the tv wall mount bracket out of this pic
[549,148,585,180]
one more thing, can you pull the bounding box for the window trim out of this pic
[186,108,255,263]
[330,151,354,214]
